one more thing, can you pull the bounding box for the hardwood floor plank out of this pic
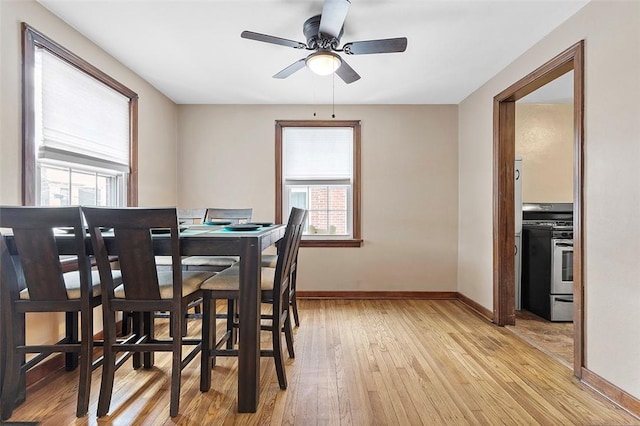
[5,300,639,425]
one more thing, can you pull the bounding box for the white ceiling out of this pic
[37,0,588,105]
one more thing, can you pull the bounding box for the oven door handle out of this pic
[555,242,573,247]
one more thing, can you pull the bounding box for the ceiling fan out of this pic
[241,0,408,84]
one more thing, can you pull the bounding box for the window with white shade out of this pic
[276,121,362,247]
[22,23,138,207]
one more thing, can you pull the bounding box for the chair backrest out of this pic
[82,207,182,302]
[0,206,90,303]
[205,208,253,224]
[272,207,307,315]
[177,208,206,224]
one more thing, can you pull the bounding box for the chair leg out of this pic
[98,304,119,417]
[226,299,237,349]
[193,298,202,314]
[168,312,189,337]
[170,308,183,417]
[272,316,287,390]
[290,266,300,327]
[1,351,20,420]
[183,311,188,337]
[0,312,23,420]
[185,297,203,337]
[65,311,79,371]
[132,312,143,369]
[200,292,214,392]
[284,312,295,359]
[76,310,92,417]
[121,311,132,335]
[143,311,155,368]
[290,294,300,327]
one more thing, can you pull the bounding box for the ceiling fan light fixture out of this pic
[306,51,342,76]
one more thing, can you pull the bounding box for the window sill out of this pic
[301,239,363,248]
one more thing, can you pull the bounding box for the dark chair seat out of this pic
[17,270,121,300]
[261,254,278,268]
[113,270,209,299]
[181,255,239,270]
[202,264,275,295]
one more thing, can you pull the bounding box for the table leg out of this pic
[237,237,260,413]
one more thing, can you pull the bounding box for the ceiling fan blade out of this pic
[319,0,350,39]
[241,31,307,49]
[343,37,408,55]
[335,59,360,84]
[273,59,307,79]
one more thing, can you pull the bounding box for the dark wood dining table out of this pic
[3,223,286,413]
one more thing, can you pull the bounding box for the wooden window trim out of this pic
[275,120,362,248]
[21,23,139,207]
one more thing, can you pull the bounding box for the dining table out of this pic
[2,222,286,413]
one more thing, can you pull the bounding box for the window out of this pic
[276,120,362,247]
[22,23,138,207]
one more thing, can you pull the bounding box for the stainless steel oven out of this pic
[551,239,573,294]
[521,203,574,322]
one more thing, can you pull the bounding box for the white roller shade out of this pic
[283,127,353,180]
[36,47,130,171]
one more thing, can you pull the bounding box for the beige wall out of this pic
[516,103,573,203]
[458,1,640,398]
[0,0,179,343]
[177,104,459,292]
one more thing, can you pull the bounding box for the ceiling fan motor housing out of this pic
[304,15,342,50]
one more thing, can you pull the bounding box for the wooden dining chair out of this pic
[204,207,253,224]
[180,207,254,336]
[177,208,207,225]
[151,207,210,336]
[155,207,207,271]
[82,206,215,418]
[261,250,302,327]
[180,207,253,272]
[199,207,307,392]
[0,206,111,419]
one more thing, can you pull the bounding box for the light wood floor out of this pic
[5,299,639,425]
[509,309,574,368]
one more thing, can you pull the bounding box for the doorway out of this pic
[492,41,584,377]
[513,72,575,368]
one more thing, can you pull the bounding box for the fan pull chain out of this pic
[313,74,317,117]
[332,66,336,118]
